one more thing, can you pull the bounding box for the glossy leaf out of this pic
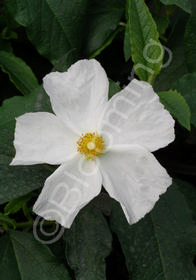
[160,0,191,13]
[6,0,80,64]
[173,73,196,127]
[126,0,162,84]
[0,51,39,95]
[84,0,124,57]
[154,42,188,91]
[157,89,191,130]
[52,49,79,72]
[0,230,71,280]
[0,164,51,205]
[110,182,196,279]
[0,93,36,130]
[64,205,112,280]
[0,127,15,165]
[154,12,189,91]
[124,23,132,61]
[6,0,124,63]
[0,234,20,279]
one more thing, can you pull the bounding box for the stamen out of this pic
[77,132,105,160]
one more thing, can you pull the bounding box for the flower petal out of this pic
[33,155,102,228]
[100,79,175,152]
[43,59,109,133]
[11,112,78,165]
[98,145,172,224]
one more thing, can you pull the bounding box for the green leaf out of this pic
[0,127,15,165]
[173,73,196,127]
[0,230,71,280]
[89,27,122,59]
[52,49,78,72]
[184,5,196,72]
[108,79,121,99]
[6,0,79,64]
[157,89,191,130]
[0,51,39,96]
[152,13,170,35]
[160,0,191,14]
[126,0,163,84]
[154,11,189,91]
[0,4,20,30]
[6,0,124,63]
[4,193,36,215]
[124,23,132,61]
[0,164,51,205]
[84,0,124,57]
[0,235,20,279]
[154,42,188,91]
[110,182,196,279]
[0,93,37,130]
[64,204,112,280]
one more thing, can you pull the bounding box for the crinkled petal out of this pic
[33,155,102,228]
[100,79,175,152]
[43,59,109,133]
[98,145,172,224]
[11,112,78,165]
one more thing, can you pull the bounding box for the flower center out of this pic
[77,132,105,160]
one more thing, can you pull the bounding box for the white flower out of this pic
[11,59,175,228]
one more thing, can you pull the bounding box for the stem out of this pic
[15,220,33,228]
[15,220,55,228]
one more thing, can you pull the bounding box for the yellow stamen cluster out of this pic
[77,132,105,160]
